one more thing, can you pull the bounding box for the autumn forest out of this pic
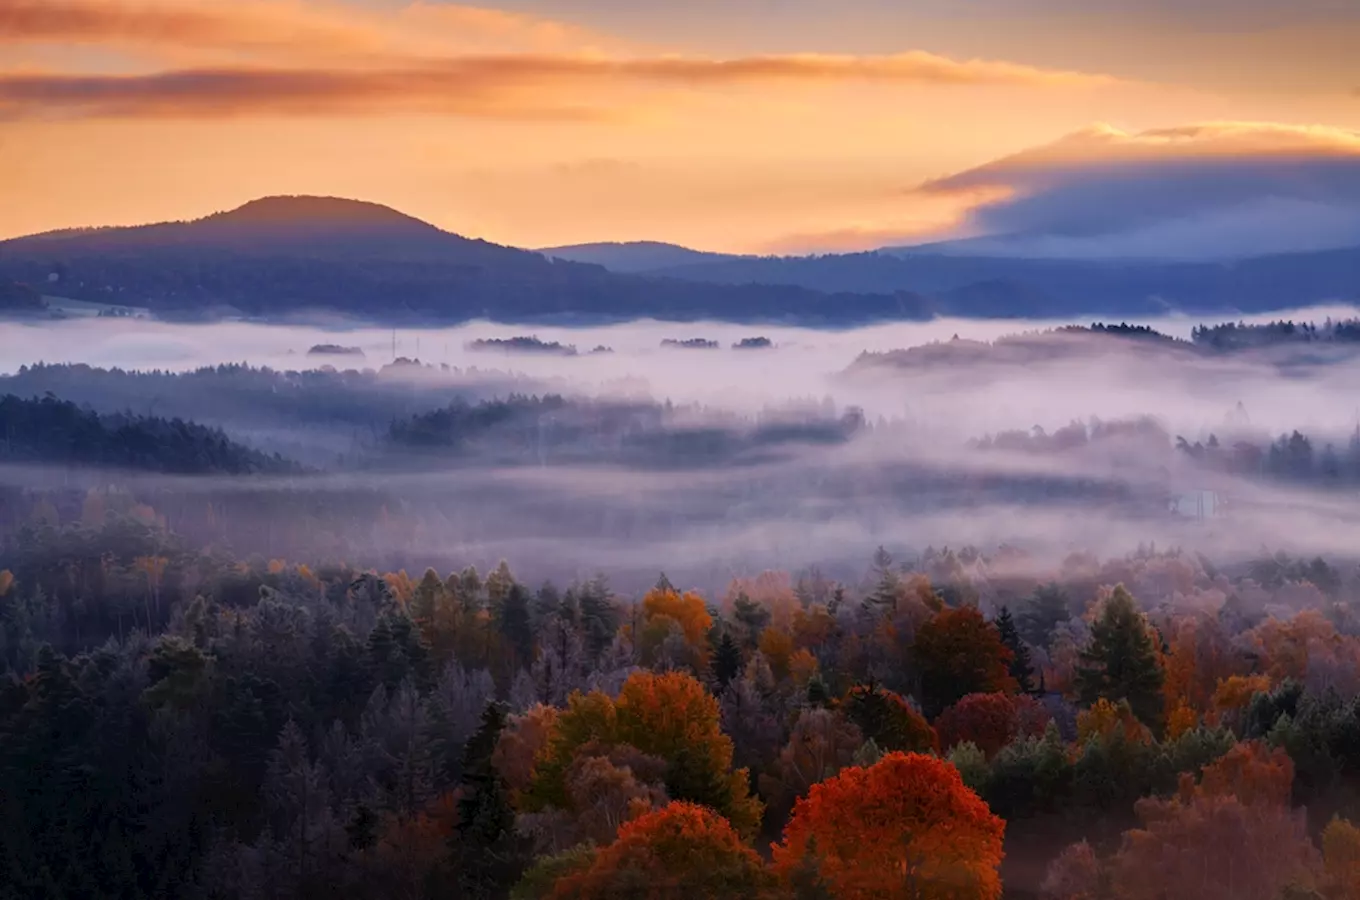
[6,315,1360,899]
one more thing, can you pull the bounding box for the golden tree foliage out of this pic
[772,752,1005,900]
[640,588,714,670]
[493,704,560,801]
[1323,817,1360,900]
[643,588,714,648]
[1162,615,1238,724]
[1077,699,1152,747]
[528,672,762,838]
[789,648,820,688]
[380,569,416,605]
[1164,700,1199,741]
[1210,674,1273,725]
[758,627,795,682]
[723,570,800,629]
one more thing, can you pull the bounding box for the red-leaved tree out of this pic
[548,801,775,900]
[772,751,1006,900]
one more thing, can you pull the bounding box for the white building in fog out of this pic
[1169,489,1224,521]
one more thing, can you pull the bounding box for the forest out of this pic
[6,313,1360,898]
[0,395,299,475]
[6,498,1360,899]
[848,319,1360,375]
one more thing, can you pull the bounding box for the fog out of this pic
[4,306,1360,590]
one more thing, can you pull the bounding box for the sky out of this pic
[3,0,1360,255]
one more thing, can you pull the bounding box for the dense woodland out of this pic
[8,498,1360,899]
[851,319,1360,374]
[1191,320,1360,351]
[8,317,1360,898]
[0,395,299,475]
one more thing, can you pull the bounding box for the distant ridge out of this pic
[6,194,1355,324]
[2,195,522,263]
[538,240,739,273]
[0,196,925,325]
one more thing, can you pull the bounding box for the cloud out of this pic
[907,122,1360,259]
[0,49,1117,122]
[0,66,621,121]
[0,0,610,60]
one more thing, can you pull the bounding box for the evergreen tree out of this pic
[365,615,407,691]
[806,673,832,708]
[1019,583,1071,648]
[865,545,901,613]
[995,606,1035,693]
[388,611,432,692]
[1075,585,1165,729]
[452,702,526,899]
[713,630,744,691]
[731,593,770,650]
[496,584,534,668]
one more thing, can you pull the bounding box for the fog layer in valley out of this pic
[3,307,1360,589]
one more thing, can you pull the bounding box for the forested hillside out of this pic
[0,394,300,474]
[4,503,1360,899]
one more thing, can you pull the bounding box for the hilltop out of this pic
[0,197,921,325]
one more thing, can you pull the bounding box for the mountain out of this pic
[0,197,924,325]
[9,195,526,264]
[538,241,738,272]
[7,195,1355,324]
[645,246,1360,317]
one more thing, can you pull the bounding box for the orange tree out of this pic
[639,587,714,667]
[527,671,762,837]
[912,606,1015,717]
[772,752,1005,900]
[547,801,776,900]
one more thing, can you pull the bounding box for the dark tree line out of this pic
[0,394,300,475]
[1192,318,1360,351]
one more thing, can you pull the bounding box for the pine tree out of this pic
[496,584,534,669]
[713,630,744,691]
[1075,585,1165,729]
[995,606,1035,694]
[731,593,770,650]
[365,616,406,691]
[452,702,526,899]
[806,673,832,708]
[1019,583,1071,648]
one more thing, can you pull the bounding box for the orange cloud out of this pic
[0,0,614,61]
[918,121,1360,194]
[0,51,1118,122]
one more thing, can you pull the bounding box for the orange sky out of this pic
[3,0,1360,252]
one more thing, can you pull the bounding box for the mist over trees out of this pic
[7,313,1360,897]
[6,499,1360,898]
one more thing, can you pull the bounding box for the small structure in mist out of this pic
[1168,489,1224,521]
